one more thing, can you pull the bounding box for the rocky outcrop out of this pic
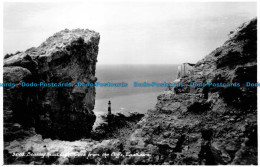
[123,18,257,165]
[4,29,100,141]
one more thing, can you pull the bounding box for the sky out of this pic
[4,1,256,64]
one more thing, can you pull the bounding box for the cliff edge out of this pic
[4,29,100,141]
[125,18,257,165]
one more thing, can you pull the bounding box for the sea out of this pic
[93,64,179,126]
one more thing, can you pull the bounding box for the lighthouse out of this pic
[108,100,111,115]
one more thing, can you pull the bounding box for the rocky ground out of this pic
[4,18,257,165]
[4,113,144,165]
[122,18,257,165]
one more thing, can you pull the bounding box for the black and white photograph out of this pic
[2,0,258,165]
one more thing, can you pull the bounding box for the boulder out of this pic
[4,29,100,140]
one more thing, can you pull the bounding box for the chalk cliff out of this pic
[4,29,100,141]
[177,63,195,79]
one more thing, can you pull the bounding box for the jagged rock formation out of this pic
[4,29,100,141]
[124,18,257,165]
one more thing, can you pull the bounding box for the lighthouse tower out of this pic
[108,100,111,115]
